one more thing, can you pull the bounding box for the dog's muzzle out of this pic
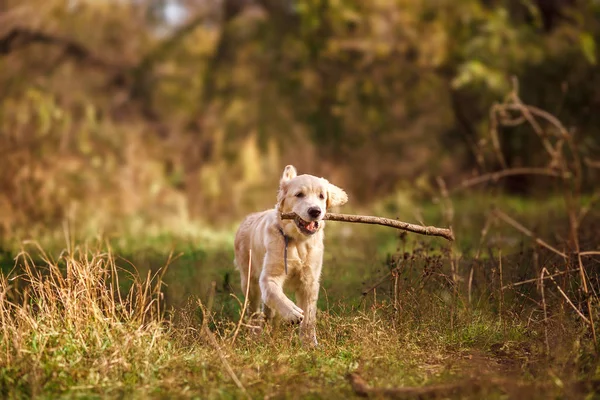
[294,216,319,235]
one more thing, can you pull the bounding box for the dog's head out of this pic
[277,165,348,239]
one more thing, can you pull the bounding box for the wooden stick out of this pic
[281,212,455,241]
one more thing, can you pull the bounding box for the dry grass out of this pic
[0,232,597,399]
[0,242,173,397]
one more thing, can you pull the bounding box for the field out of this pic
[2,2,600,397]
[1,193,598,399]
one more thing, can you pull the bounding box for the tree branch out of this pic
[0,28,122,72]
[281,212,454,241]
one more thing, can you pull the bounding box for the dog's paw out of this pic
[282,304,304,324]
[300,325,318,347]
[301,335,318,347]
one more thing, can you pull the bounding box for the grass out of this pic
[0,195,598,399]
[0,244,529,399]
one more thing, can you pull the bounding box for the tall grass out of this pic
[0,242,171,396]
[0,232,596,398]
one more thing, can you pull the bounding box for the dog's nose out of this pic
[308,207,321,219]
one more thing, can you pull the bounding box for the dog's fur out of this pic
[233,165,348,346]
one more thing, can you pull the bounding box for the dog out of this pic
[234,165,348,346]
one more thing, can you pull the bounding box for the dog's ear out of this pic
[327,182,348,208]
[277,165,297,211]
[281,165,297,183]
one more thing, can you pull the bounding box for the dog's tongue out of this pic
[306,221,317,232]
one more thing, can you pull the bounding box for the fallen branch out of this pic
[346,373,484,398]
[281,212,454,241]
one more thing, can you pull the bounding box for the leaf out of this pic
[579,32,597,65]
[451,60,508,94]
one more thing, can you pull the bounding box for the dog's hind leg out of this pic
[296,284,319,347]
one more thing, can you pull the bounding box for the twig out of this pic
[501,268,580,290]
[584,157,600,169]
[450,253,457,331]
[578,191,600,224]
[576,251,597,338]
[362,271,392,296]
[498,250,505,336]
[456,168,563,192]
[540,268,550,354]
[231,249,251,345]
[568,202,597,348]
[580,251,600,257]
[492,209,566,259]
[203,325,251,399]
[545,269,591,325]
[198,299,251,399]
[489,103,508,169]
[469,215,493,305]
[281,212,454,241]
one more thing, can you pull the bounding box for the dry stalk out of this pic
[436,176,459,328]
[450,254,456,331]
[489,102,508,168]
[468,214,493,305]
[498,250,505,336]
[580,251,600,257]
[584,157,600,168]
[501,268,580,290]
[545,272,591,325]
[493,209,566,259]
[465,78,598,352]
[198,299,250,399]
[540,268,550,354]
[578,192,600,224]
[203,324,250,399]
[393,269,400,315]
[281,212,454,241]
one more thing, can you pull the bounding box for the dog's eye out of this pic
[295,192,305,198]
[319,193,325,200]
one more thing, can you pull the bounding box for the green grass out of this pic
[0,194,598,398]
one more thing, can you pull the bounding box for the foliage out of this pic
[1,0,600,239]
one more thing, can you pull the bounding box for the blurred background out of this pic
[1,0,599,244]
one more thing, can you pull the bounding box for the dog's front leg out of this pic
[259,255,304,324]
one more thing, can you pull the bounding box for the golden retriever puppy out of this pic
[234,165,348,346]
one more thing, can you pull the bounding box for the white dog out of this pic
[234,165,348,346]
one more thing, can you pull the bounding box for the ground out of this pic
[0,195,598,399]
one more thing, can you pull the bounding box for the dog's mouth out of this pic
[294,216,319,235]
